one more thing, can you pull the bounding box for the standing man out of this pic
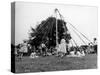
[93,38,97,53]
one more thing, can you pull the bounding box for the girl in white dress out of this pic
[57,38,67,54]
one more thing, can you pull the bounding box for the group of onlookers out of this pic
[14,38,97,59]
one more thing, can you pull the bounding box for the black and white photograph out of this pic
[11,2,98,73]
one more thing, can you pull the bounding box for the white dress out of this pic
[58,39,67,53]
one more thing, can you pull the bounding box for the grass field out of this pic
[15,54,97,73]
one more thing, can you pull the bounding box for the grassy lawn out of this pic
[15,54,97,73]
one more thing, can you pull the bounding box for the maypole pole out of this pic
[55,8,59,47]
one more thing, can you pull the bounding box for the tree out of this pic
[28,17,71,49]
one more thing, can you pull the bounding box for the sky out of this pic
[14,2,98,46]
